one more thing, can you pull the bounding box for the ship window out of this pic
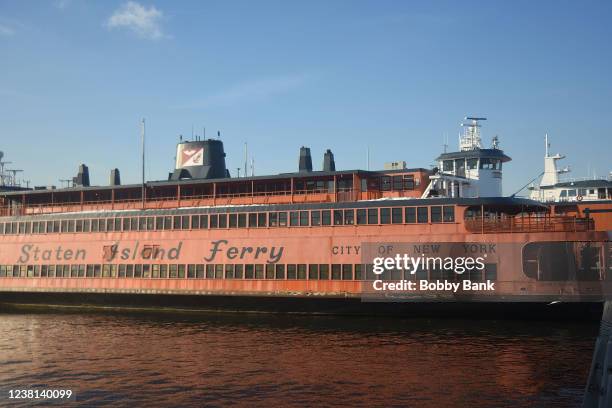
[393,176,403,190]
[322,210,331,225]
[173,216,181,229]
[53,220,60,233]
[182,215,190,229]
[308,264,319,280]
[248,213,257,228]
[275,264,285,279]
[196,264,205,278]
[269,212,278,227]
[79,264,86,277]
[81,219,90,232]
[354,264,363,280]
[147,217,154,230]
[381,176,392,191]
[334,210,343,225]
[187,264,196,278]
[567,189,577,197]
[258,213,267,227]
[169,264,177,278]
[199,215,208,229]
[467,158,478,170]
[141,264,149,278]
[380,208,391,224]
[191,215,200,229]
[560,190,567,198]
[94,264,102,277]
[319,264,329,280]
[297,264,306,280]
[25,222,31,234]
[244,264,254,279]
[218,214,227,228]
[356,209,367,224]
[209,214,218,228]
[225,264,235,279]
[417,207,428,223]
[403,176,415,190]
[139,217,147,230]
[152,264,160,278]
[229,214,237,228]
[118,264,126,278]
[0,223,4,235]
[178,264,186,278]
[160,264,168,279]
[311,210,321,226]
[589,189,595,195]
[238,213,246,228]
[103,264,112,278]
[443,160,454,171]
[443,206,455,222]
[31,221,38,234]
[392,208,403,224]
[342,264,353,280]
[122,218,130,231]
[234,264,243,279]
[206,265,215,279]
[367,208,378,224]
[278,212,288,227]
[265,264,274,279]
[599,188,607,199]
[130,217,138,231]
[297,211,307,226]
[289,211,299,226]
[578,188,587,196]
[214,264,223,278]
[66,220,74,232]
[287,264,297,279]
[98,219,106,232]
[155,216,164,230]
[331,264,341,280]
[0,265,5,277]
[484,264,497,281]
[59,220,66,233]
[341,209,353,225]
[255,264,264,279]
[431,206,442,223]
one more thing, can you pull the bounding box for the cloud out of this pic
[106,1,166,40]
[179,74,311,109]
[0,24,15,36]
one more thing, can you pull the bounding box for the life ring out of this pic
[577,195,583,201]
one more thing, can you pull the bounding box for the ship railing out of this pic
[0,188,363,217]
[465,214,594,233]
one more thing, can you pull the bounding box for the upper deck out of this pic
[0,168,430,217]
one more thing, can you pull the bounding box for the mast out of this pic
[141,118,145,208]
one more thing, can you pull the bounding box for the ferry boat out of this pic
[0,119,610,317]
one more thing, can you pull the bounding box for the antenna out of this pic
[236,168,241,178]
[244,142,248,177]
[545,133,549,157]
[443,133,448,153]
[217,130,221,139]
[251,158,255,177]
[203,126,206,140]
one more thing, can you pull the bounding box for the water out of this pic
[0,311,598,407]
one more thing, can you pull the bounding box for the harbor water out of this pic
[0,310,597,407]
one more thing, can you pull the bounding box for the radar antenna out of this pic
[460,116,487,151]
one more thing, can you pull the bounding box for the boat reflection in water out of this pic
[0,311,596,407]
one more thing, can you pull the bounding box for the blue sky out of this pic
[0,0,610,195]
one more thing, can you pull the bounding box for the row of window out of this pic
[442,158,502,172]
[0,205,455,235]
[0,262,497,281]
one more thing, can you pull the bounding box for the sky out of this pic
[0,0,610,195]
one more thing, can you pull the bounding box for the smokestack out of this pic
[73,164,90,187]
[110,168,121,186]
[299,146,312,172]
[323,149,335,172]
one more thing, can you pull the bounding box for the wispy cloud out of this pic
[0,23,15,36]
[106,1,167,40]
[178,74,311,109]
